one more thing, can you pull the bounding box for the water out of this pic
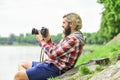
[0,46,40,80]
[0,46,88,80]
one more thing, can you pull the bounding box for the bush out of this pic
[79,65,91,75]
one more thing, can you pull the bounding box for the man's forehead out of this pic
[63,17,67,22]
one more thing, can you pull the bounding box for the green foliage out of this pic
[73,41,120,79]
[84,32,97,44]
[79,65,91,75]
[0,33,62,45]
[97,0,120,42]
[83,32,105,44]
[76,41,120,66]
[51,33,62,43]
[96,65,104,71]
[48,77,56,80]
[0,37,8,44]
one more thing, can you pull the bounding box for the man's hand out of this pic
[35,29,43,41]
[35,28,51,42]
[43,28,51,42]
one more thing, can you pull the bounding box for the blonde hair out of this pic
[63,13,82,30]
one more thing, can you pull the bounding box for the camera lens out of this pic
[31,27,47,37]
[32,28,38,35]
[40,27,47,37]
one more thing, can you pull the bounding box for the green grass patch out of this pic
[76,41,120,66]
[48,77,56,80]
[95,65,105,71]
[48,41,120,80]
[79,65,91,75]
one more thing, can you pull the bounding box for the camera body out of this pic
[32,27,48,37]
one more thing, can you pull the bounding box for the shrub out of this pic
[79,65,91,75]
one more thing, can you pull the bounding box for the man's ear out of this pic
[70,22,74,29]
[69,22,74,27]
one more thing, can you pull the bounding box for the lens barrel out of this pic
[32,27,47,37]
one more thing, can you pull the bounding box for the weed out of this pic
[96,65,104,71]
[79,65,91,75]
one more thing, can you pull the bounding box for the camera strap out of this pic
[39,47,44,62]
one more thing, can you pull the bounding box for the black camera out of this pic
[32,27,48,37]
[32,28,39,34]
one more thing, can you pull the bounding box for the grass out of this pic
[76,41,120,66]
[48,77,56,80]
[49,41,120,80]
[95,65,105,71]
[79,65,91,75]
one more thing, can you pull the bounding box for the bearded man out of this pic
[14,12,85,80]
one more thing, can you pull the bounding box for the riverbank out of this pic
[55,40,120,80]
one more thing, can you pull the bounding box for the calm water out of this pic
[0,46,88,80]
[0,46,40,80]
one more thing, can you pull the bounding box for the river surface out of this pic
[0,45,88,80]
[0,46,40,80]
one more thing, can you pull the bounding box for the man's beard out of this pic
[63,24,71,37]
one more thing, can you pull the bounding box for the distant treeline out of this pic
[0,32,112,45]
[0,33,62,45]
[1,0,120,45]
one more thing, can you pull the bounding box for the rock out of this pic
[56,58,110,80]
[114,53,120,62]
[90,61,120,80]
[81,58,110,66]
[56,67,79,80]
[112,70,120,80]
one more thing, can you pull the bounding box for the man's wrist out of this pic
[43,38,51,42]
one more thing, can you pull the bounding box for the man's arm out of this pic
[40,36,77,59]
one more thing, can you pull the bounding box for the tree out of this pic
[7,34,17,45]
[97,0,120,42]
[24,33,38,44]
[51,33,62,43]
[16,34,25,44]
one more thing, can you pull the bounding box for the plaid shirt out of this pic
[40,32,84,73]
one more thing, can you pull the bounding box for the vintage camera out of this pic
[32,27,48,37]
